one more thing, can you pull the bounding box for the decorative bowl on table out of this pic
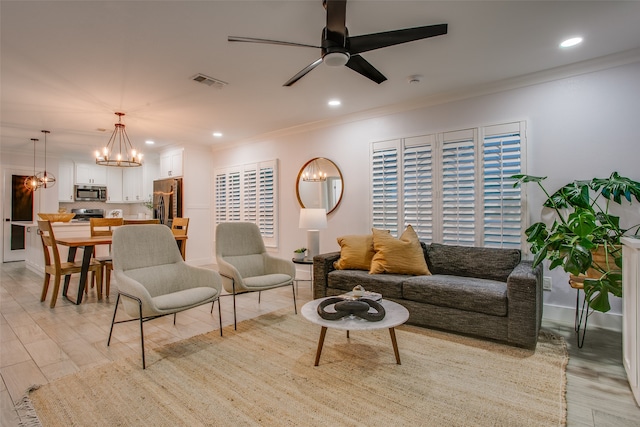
[37,213,76,222]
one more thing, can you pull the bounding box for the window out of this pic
[371,121,525,249]
[214,159,279,247]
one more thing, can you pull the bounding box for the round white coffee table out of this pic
[301,297,409,366]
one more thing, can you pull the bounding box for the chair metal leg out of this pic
[138,302,146,369]
[232,281,238,330]
[173,313,177,325]
[291,282,297,314]
[217,299,223,337]
[107,293,121,347]
[107,292,147,369]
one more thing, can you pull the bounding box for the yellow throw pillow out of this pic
[333,234,377,270]
[369,225,430,275]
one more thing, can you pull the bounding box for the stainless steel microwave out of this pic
[74,185,107,202]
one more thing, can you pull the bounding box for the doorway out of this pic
[3,168,36,262]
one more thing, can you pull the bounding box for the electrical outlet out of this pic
[543,277,552,291]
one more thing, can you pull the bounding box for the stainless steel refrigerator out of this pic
[153,178,183,227]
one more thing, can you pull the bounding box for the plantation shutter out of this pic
[482,122,524,248]
[228,169,241,222]
[214,159,279,247]
[243,167,257,223]
[214,171,227,223]
[371,140,399,235]
[441,129,477,246]
[258,162,276,244]
[403,135,435,241]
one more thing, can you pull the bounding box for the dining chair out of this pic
[108,224,223,368]
[90,217,124,297]
[215,222,297,330]
[171,217,189,260]
[123,219,160,224]
[38,220,104,308]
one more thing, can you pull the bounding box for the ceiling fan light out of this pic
[323,52,349,67]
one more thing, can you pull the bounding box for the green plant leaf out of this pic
[591,172,640,204]
[566,209,597,237]
[545,181,591,209]
[562,244,592,275]
[510,174,547,187]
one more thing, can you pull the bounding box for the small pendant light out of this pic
[36,130,56,188]
[24,138,42,191]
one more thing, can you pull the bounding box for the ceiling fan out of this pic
[228,0,448,86]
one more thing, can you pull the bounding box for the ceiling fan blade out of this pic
[283,58,324,86]
[348,23,448,54]
[325,0,347,35]
[345,55,387,84]
[228,36,320,49]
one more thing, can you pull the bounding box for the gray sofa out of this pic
[313,242,543,349]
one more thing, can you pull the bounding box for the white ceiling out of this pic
[2,1,640,159]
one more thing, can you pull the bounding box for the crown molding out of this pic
[215,47,640,151]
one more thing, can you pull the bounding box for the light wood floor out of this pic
[1,261,639,426]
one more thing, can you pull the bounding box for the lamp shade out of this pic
[299,208,327,230]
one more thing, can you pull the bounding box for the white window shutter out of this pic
[482,122,524,248]
[214,159,279,247]
[371,140,400,235]
[403,135,435,241]
[441,129,476,246]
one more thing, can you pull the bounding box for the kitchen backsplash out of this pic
[58,201,151,217]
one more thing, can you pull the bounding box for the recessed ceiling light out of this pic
[328,99,341,107]
[213,132,223,138]
[145,140,155,145]
[560,37,583,48]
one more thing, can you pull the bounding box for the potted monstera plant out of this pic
[512,172,640,312]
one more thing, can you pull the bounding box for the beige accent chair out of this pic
[215,222,297,329]
[108,224,223,368]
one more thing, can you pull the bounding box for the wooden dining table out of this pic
[56,234,187,304]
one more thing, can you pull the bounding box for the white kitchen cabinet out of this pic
[58,160,75,202]
[160,149,183,178]
[106,168,123,203]
[25,225,43,273]
[622,236,640,406]
[123,166,143,202]
[75,163,107,185]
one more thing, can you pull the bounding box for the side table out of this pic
[292,257,313,295]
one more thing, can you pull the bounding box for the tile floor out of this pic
[1,261,639,426]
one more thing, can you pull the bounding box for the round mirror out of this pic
[296,157,343,214]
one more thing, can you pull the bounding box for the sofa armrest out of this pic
[506,260,544,348]
[313,252,341,299]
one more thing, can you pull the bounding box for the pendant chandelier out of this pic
[95,112,142,167]
[301,158,327,182]
[36,130,56,189]
[24,138,42,191]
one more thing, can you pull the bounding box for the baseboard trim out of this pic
[543,303,622,332]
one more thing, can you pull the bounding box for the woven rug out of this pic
[18,311,567,426]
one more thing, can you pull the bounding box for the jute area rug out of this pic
[19,310,567,426]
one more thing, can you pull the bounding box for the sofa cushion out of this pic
[327,270,405,299]
[403,275,508,316]
[425,243,520,282]
[333,234,375,271]
[370,225,430,275]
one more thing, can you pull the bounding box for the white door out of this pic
[3,168,39,262]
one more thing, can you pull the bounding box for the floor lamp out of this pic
[299,208,327,259]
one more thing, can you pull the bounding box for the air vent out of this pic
[191,73,228,89]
